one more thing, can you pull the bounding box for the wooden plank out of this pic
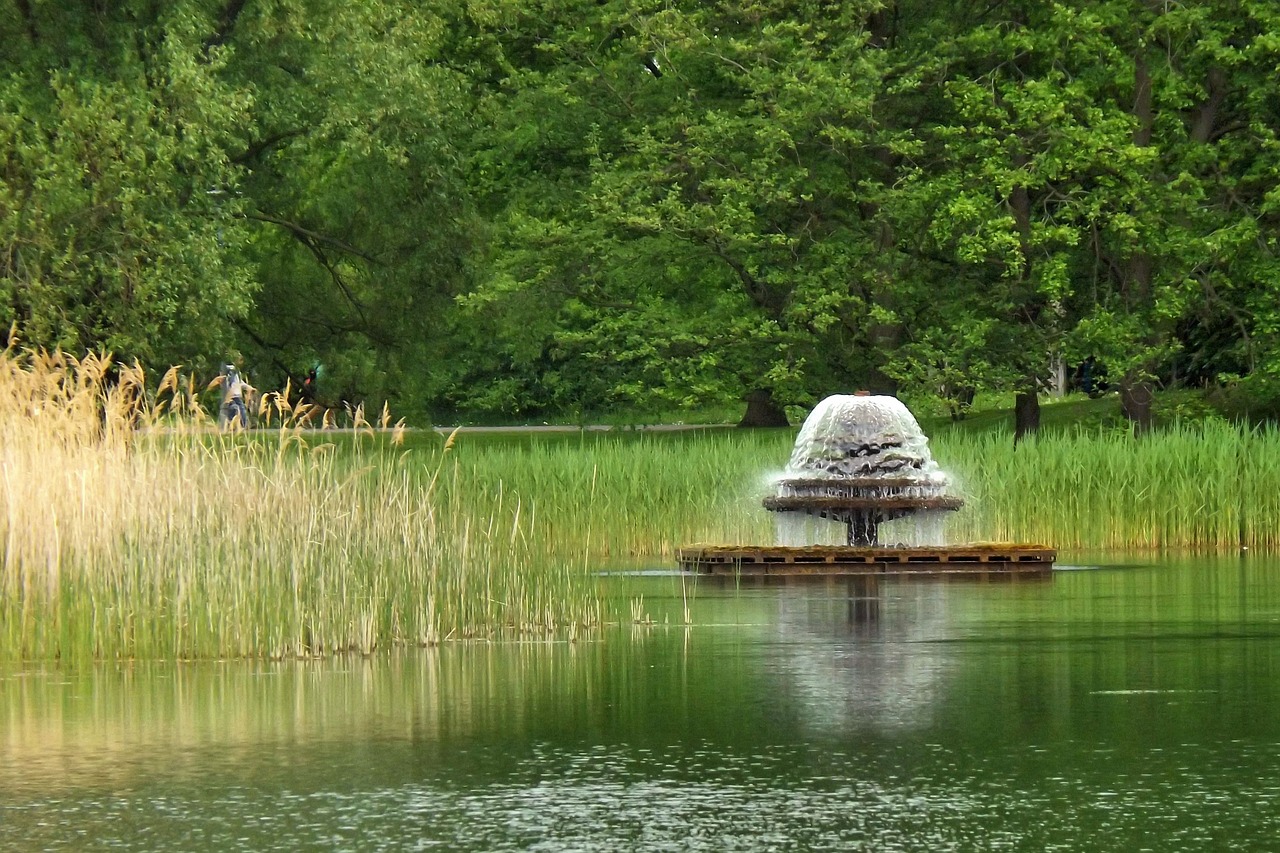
[676,543,1056,577]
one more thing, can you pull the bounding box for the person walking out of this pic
[218,363,253,429]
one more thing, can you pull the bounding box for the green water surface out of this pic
[3,555,1280,851]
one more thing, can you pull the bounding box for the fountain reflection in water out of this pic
[764,394,962,547]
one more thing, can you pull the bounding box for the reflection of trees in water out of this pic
[762,578,959,736]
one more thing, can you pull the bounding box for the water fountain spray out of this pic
[763,394,961,546]
[678,393,1055,576]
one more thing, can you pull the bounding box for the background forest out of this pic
[3,0,1279,430]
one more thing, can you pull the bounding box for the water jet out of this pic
[679,394,1055,576]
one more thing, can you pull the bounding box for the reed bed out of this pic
[424,420,1280,559]
[7,341,1279,665]
[436,432,783,561]
[929,422,1280,552]
[0,348,603,662]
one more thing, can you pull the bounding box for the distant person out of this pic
[218,363,252,429]
[300,366,318,404]
[1076,357,1109,398]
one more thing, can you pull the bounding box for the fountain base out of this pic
[677,544,1056,577]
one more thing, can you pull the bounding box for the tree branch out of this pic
[246,212,380,335]
[229,316,301,381]
[301,241,372,331]
[1198,272,1255,372]
[203,0,249,56]
[231,129,305,165]
[246,211,378,262]
[15,0,38,43]
[707,241,772,311]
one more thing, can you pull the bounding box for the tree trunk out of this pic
[1133,52,1153,147]
[1120,378,1154,436]
[1050,352,1066,397]
[948,386,975,421]
[867,2,899,48]
[739,389,790,427]
[1014,389,1040,444]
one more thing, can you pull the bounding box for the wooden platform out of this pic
[677,544,1056,577]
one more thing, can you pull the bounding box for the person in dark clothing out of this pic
[300,367,318,404]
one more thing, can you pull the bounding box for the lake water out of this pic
[4,555,1280,851]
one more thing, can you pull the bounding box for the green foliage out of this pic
[457,0,897,417]
[5,0,1280,424]
[451,0,1280,424]
[0,2,256,367]
[214,0,485,418]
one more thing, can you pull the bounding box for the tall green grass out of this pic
[436,431,783,560]
[423,421,1280,558]
[932,422,1280,552]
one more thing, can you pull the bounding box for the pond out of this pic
[4,555,1280,851]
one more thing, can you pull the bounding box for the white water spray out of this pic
[764,394,961,547]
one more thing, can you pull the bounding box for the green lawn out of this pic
[920,393,1124,438]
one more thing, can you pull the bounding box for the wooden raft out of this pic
[677,544,1056,577]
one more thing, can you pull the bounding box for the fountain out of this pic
[763,394,962,547]
[678,393,1055,576]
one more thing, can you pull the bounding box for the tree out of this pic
[881,1,1154,438]
[204,0,484,418]
[0,1,255,367]
[459,0,900,420]
[1074,1,1280,431]
[1,0,484,417]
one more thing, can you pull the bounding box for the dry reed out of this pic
[0,345,602,662]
